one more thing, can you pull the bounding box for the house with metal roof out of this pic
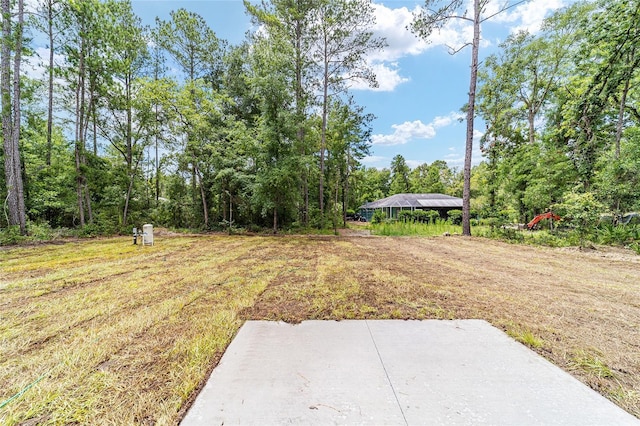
[359,193,463,221]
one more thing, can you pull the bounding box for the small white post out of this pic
[142,224,154,246]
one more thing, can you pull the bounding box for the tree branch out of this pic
[480,0,528,24]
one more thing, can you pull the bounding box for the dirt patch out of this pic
[337,227,372,237]
[557,244,640,263]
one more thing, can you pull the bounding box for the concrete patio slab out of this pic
[181,320,639,425]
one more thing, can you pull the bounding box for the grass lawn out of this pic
[1,233,639,424]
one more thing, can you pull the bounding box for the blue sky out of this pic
[129,0,570,171]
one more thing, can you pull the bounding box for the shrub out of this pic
[0,226,24,245]
[425,210,440,224]
[413,210,428,223]
[596,224,635,246]
[371,210,386,224]
[447,209,462,225]
[525,230,566,247]
[553,191,603,248]
[498,227,525,243]
[480,217,501,228]
[398,210,413,222]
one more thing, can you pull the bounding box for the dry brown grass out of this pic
[1,234,639,424]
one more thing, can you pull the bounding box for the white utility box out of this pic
[142,224,154,246]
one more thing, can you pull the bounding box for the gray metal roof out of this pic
[360,193,463,209]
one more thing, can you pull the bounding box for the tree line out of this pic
[3,0,637,237]
[0,0,398,235]
[473,0,640,225]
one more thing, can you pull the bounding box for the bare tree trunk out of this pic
[46,0,55,166]
[2,0,16,228]
[272,206,277,234]
[75,35,86,227]
[318,78,328,228]
[155,105,160,202]
[333,177,339,234]
[462,0,481,237]
[303,173,309,226]
[84,182,92,222]
[75,143,84,226]
[123,175,134,227]
[528,109,535,145]
[2,0,26,234]
[294,15,309,228]
[615,76,631,160]
[92,100,97,155]
[319,49,328,228]
[343,154,350,228]
[13,0,26,233]
[194,163,209,228]
[122,77,134,226]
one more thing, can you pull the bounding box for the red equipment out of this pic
[527,212,561,230]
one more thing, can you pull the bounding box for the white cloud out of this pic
[443,128,485,167]
[350,4,427,92]
[361,155,387,164]
[24,0,39,13]
[361,155,391,170]
[405,0,567,54]
[371,111,464,146]
[428,19,477,52]
[23,47,66,80]
[372,120,435,146]
[433,112,465,128]
[406,159,423,169]
[488,0,566,34]
[351,61,410,92]
[358,0,567,91]
[370,3,430,62]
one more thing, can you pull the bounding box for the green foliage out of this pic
[0,226,24,246]
[371,210,386,224]
[398,209,441,224]
[478,226,526,244]
[397,210,412,222]
[594,132,640,214]
[410,160,451,194]
[353,167,391,206]
[471,0,640,246]
[523,230,567,248]
[389,154,411,194]
[553,191,603,247]
[447,209,462,225]
[21,116,77,228]
[0,222,70,246]
[155,8,223,82]
[596,224,638,246]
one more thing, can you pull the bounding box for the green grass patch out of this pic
[505,324,544,349]
[570,350,615,379]
[370,220,462,236]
